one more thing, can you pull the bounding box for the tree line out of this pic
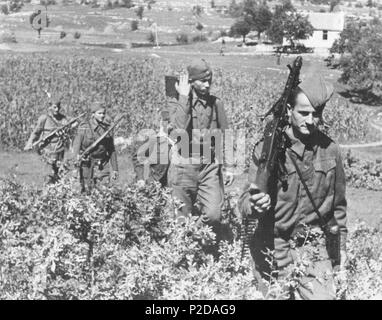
[229,0,314,46]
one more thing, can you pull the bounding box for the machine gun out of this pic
[240,56,303,260]
[33,113,86,151]
[77,115,124,164]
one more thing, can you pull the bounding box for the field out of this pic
[1,3,382,300]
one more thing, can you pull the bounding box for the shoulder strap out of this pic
[288,150,326,228]
[207,96,217,129]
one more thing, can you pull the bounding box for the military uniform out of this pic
[25,111,67,184]
[166,60,231,228]
[72,117,118,192]
[238,76,348,300]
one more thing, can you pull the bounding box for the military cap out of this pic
[298,75,334,110]
[187,59,212,81]
[47,92,62,108]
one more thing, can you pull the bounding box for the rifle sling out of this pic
[288,150,327,228]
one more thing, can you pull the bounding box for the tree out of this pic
[121,0,135,8]
[334,19,382,102]
[228,0,243,18]
[230,18,251,43]
[242,2,273,40]
[192,5,203,17]
[330,21,363,55]
[267,2,313,47]
[196,22,204,40]
[145,0,156,10]
[329,0,340,12]
[366,0,374,8]
[211,0,215,8]
[136,6,144,19]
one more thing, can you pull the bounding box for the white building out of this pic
[299,12,345,54]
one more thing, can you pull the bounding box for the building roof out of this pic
[307,12,345,31]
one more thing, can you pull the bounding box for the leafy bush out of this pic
[1,4,9,15]
[8,0,23,13]
[192,35,208,42]
[343,151,382,191]
[60,31,67,39]
[0,31,17,43]
[131,20,139,31]
[0,176,381,299]
[73,31,81,40]
[147,31,156,44]
[176,33,189,44]
[40,0,56,5]
[0,177,259,299]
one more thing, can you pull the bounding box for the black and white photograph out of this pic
[0,0,381,302]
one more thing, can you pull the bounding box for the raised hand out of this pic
[175,72,191,97]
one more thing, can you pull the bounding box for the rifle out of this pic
[33,113,86,151]
[78,115,124,164]
[240,56,303,260]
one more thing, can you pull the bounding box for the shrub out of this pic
[131,20,139,31]
[73,31,81,39]
[0,31,17,43]
[120,0,134,8]
[175,33,189,44]
[60,31,67,39]
[136,5,144,19]
[40,0,56,5]
[192,34,208,42]
[8,0,23,13]
[147,31,156,44]
[1,4,9,15]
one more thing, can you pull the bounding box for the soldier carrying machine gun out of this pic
[24,94,85,184]
[238,56,348,300]
[73,102,123,193]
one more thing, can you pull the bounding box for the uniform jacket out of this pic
[167,92,230,163]
[26,112,67,153]
[238,127,347,269]
[72,118,118,171]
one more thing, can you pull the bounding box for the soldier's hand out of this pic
[175,72,191,97]
[111,171,119,181]
[249,183,271,214]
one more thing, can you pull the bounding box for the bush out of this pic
[192,34,208,42]
[0,178,258,299]
[120,0,134,8]
[355,2,363,8]
[220,29,228,37]
[147,31,156,44]
[0,31,17,44]
[175,33,189,44]
[8,0,23,13]
[131,20,139,31]
[40,0,56,5]
[73,31,81,40]
[60,31,67,39]
[1,4,9,15]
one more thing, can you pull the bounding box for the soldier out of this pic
[166,59,235,234]
[238,76,348,300]
[72,103,119,193]
[24,94,68,184]
[133,111,172,188]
